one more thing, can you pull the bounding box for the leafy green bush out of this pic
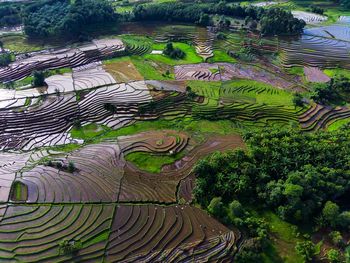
[0,53,12,67]
[163,43,185,60]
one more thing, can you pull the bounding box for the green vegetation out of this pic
[327,118,350,131]
[0,3,22,27]
[208,50,237,63]
[70,123,110,140]
[262,211,305,263]
[0,52,13,67]
[1,0,350,261]
[324,68,350,79]
[125,151,184,173]
[287,66,304,76]
[194,127,350,224]
[131,56,170,80]
[11,181,28,201]
[0,35,44,53]
[59,239,82,255]
[133,2,306,36]
[193,126,350,260]
[32,70,46,87]
[22,0,117,39]
[145,42,202,65]
[311,74,350,104]
[163,42,185,60]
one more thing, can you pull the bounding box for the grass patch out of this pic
[287,66,304,76]
[84,230,109,247]
[207,50,237,63]
[144,42,202,65]
[70,123,110,140]
[261,211,305,263]
[188,80,222,100]
[125,151,184,173]
[0,35,44,53]
[131,56,173,80]
[11,181,28,201]
[222,80,294,106]
[327,118,350,131]
[323,68,350,78]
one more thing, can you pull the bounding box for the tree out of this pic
[260,8,305,36]
[309,5,324,15]
[4,81,14,90]
[104,103,117,114]
[341,0,350,9]
[23,0,117,39]
[163,42,185,59]
[59,239,82,255]
[322,201,340,227]
[295,241,316,262]
[337,211,350,229]
[345,246,350,263]
[329,231,344,247]
[68,161,76,173]
[207,197,225,218]
[32,71,46,87]
[0,53,12,67]
[292,93,304,107]
[186,86,197,100]
[327,249,342,263]
[198,13,210,26]
[228,200,244,220]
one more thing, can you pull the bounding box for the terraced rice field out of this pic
[292,11,327,24]
[0,39,125,82]
[1,20,349,262]
[279,34,350,68]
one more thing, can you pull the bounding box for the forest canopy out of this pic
[133,3,305,35]
[194,127,350,227]
[22,0,117,38]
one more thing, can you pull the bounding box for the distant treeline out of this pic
[0,4,22,27]
[22,0,117,38]
[0,0,305,38]
[133,2,306,36]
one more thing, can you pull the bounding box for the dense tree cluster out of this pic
[259,8,306,35]
[133,3,205,24]
[22,0,117,38]
[341,0,350,9]
[32,70,46,87]
[308,5,324,15]
[0,4,22,27]
[0,52,12,67]
[193,127,350,226]
[163,43,185,59]
[133,2,305,35]
[311,75,350,104]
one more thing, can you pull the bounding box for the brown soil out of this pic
[103,60,144,82]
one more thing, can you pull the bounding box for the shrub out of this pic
[207,197,225,218]
[322,201,340,227]
[309,5,324,15]
[59,239,82,255]
[0,53,12,67]
[292,93,304,107]
[295,241,316,262]
[32,71,46,87]
[68,161,76,173]
[104,103,117,114]
[327,249,342,263]
[329,231,344,247]
[163,43,185,60]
